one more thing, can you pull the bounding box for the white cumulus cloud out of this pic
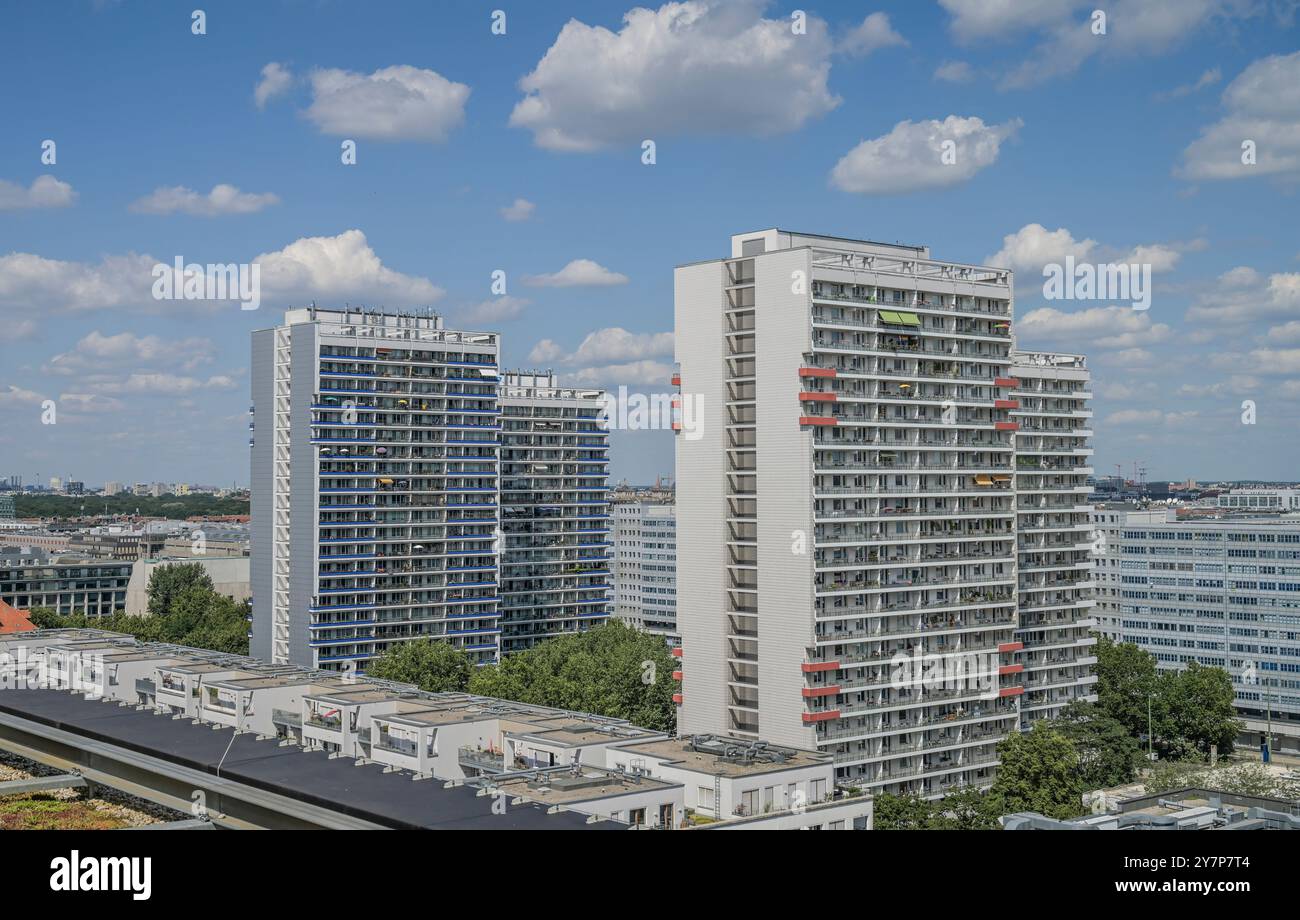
[0,175,76,211]
[305,65,470,143]
[509,0,839,152]
[1178,51,1300,181]
[830,116,1021,194]
[255,62,294,108]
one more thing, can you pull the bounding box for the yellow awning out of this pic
[975,474,993,485]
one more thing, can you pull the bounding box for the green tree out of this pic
[1157,662,1241,757]
[145,563,214,616]
[1094,636,1160,742]
[990,721,1084,819]
[1054,700,1141,789]
[929,786,1003,830]
[366,638,473,692]
[872,792,935,830]
[468,621,677,732]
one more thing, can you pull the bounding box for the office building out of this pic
[1011,351,1099,725]
[612,495,678,644]
[250,307,502,670]
[1216,489,1300,513]
[498,371,611,653]
[674,228,1024,797]
[1091,505,1300,754]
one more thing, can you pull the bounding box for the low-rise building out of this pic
[0,628,873,830]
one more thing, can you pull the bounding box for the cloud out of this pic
[839,12,906,57]
[509,0,838,152]
[522,259,628,288]
[44,331,216,377]
[305,65,470,143]
[938,1,1265,90]
[0,175,76,211]
[933,61,975,83]
[0,229,442,315]
[254,62,294,108]
[985,223,1199,293]
[500,198,535,222]
[0,251,159,314]
[528,340,566,364]
[255,229,444,305]
[94,373,236,395]
[527,328,674,386]
[830,116,1021,194]
[460,295,530,325]
[56,393,126,414]
[1017,306,1172,350]
[129,184,280,216]
[571,360,676,387]
[1185,265,1300,325]
[9,318,37,341]
[1177,51,1300,181]
[0,385,46,410]
[1153,67,1222,101]
[939,0,1078,43]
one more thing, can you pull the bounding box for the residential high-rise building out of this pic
[498,371,611,653]
[1091,505,1300,755]
[103,481,123,496]
[675,229,1024,797]
[251,307,502,670]
[612,496,678,645]
[1011,352,1098,725]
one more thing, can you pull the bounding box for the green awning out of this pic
[879,310,921,326]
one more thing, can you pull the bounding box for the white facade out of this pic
[1012,352,1099,724]
[611,499,678,643]
[675,229,1024,797]
[498,372,611,652]
[1091,506,1300,753]
[1217,489,1300,512]
[250,308,502,670]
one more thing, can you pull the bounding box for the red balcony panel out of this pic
[671,647,683,658]
[802,685,840,698]
[671,374,681,386]
[802,710,840,723]
[672,693,683,705]
[800,392,837,402]
[994,421,1019,431]
[799,367,836,378]
[999,664,1024,676]
[994,377,1018,387]
[672,670,683,681]
[999,686,1025,698]
[994,399,1019,409]
[802,661,839,673]
[997,641,1023,654]
[800,416,837,427]
[671,422,682,431]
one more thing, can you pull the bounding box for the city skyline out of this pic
[2,2,1299,486]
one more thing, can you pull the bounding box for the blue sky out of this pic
[1,0,1298,488]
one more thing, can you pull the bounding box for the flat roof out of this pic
[303,686,400,705]
[616,737,830,778]
[489,768,679,807]
[506,717,665,748]
[0,689,620,830]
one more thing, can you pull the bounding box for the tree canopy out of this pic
[467,621,678,732]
